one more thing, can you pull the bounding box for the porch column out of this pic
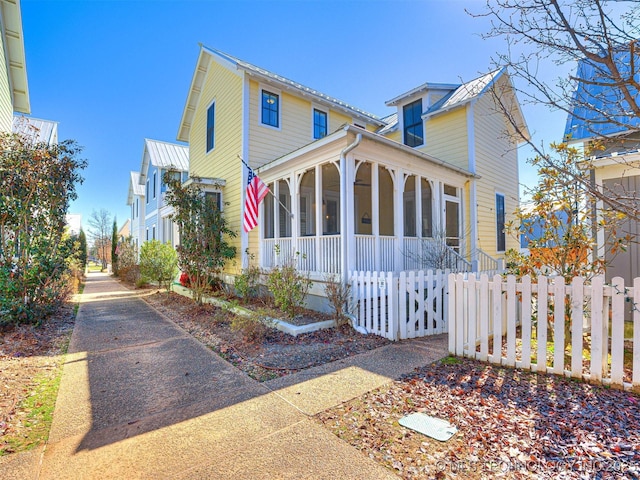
[415,175,422,260]
[315,164,322,273]
[345,156,356,276]
[273,180,280,247]
[372,163,380,271]
[433,180,442,233]
[291,173,300,265]
[394,168,404,272]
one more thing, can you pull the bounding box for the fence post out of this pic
[536,276,548,373]
[633,277,640,390]
[492,274,503,364]
[448,273,456,355]
[590,275,604,383]
[571,276,584,379]
[611,277,625,386]
[506,275,517,366]
[479,274,489,362]
[455,273,465,356]
[553,277,566,376]
[521,275,532,370]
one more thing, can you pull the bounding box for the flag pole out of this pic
[238,155,294,218]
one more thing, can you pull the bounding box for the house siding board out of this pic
[0,28,12,133]
[420,108,469,170]
[473,93,520,257]
[188,58,244,270]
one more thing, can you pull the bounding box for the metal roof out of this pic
[145,138,189,170]
[12,116,58,144]
[211,46,385,123]
[127,171,145,205]
[385,82,459,107]
[564,54,640,141]
[424,69,504,117]
[376,112,398,135]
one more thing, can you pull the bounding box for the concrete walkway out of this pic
[12,272,449,479]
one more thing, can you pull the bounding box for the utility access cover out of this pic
[399,413,457,442]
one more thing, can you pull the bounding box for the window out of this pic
[206,102,215,152]
[261,90,279,127]
[146,180,149,203]
[136,198,139,218]
[181,171,189,183]
[153,172,157,198]
[205,191,221,211]
[146,228,149,241]
[152,225,156,241]
[313,109,327,139]
[403,99,423,147]
[496,193,506,252]
[162,170,181,193]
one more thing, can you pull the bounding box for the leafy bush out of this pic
[0,133,86,325]
[116,239,138,283]
[139,240,178,291]
[266,256,312,319]
[323,275,352,326]
[235,265,262,302]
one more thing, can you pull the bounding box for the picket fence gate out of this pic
[448,273,640,391]
[349,270,449,341]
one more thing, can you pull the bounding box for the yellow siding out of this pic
[189,59,244,271]
[420,108,469,170]
[473,92,520,258]
[384,129,401,144]
[0,31,12,133]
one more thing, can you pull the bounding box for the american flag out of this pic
[243,164,269,232]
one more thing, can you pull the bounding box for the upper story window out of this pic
[153,172,157,198]
[146,179,150,204]
[161,170,181,193]
[313,108,327,139]
[496,193,506,252]
[403,99,424,147]
[206,102,215,152]
[261,90,280,128]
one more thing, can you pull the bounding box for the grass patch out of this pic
[439,356,463,365]
[0,365,64,456]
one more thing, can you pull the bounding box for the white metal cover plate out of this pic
[399,413,457,442]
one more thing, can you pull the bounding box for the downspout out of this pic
[340,131,362,284]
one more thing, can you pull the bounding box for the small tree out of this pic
[163,172,237,303]
[0,132,86,325]
[88,209,112,271]
[111,217,118,275]
[116,237,138,284]
[78,229,88,270]
[267,252,312,319]
[139,240,178,291]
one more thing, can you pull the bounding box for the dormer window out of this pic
[403,99,423,147]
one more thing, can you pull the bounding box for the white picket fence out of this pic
[448,273,640,391]
[349,270,449,341]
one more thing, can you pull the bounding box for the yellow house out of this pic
[177,46,528,297]
[0,0,29,132]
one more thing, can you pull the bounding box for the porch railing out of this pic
[355,235,396,272]
[403,237,472,273]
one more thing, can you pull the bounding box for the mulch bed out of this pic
[316,357,640,479]
[0,305,75,455]
[145,291,391,381]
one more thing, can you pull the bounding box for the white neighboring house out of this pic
[128,138,189,252]
[12,115,58,144]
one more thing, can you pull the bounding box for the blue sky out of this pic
[21,0,566,231]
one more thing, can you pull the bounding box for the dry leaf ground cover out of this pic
[317,357,640,479]
[144,291,391,382]
[0,305,75,456]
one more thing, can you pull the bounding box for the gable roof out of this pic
[564,53,640,142]
[1,0,29,114]
[12,116,58,144]
[178,45,385,141]
[127,171,144,205]
[139,138,189,184]
[385,82,459,107]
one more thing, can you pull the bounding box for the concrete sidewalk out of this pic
[13,272,448,479]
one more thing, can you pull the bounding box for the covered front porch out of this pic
[256,126,480,279]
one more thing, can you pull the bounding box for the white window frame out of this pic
[259,84,282,131]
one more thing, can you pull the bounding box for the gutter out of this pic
[340,132,362,283]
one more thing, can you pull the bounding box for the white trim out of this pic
[401,97,425,148]
[241,73,250,267]
[259,84,282,131]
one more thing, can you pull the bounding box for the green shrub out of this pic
[266,256,312,319]
[235,265,262,301]
[139,240,178,290]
